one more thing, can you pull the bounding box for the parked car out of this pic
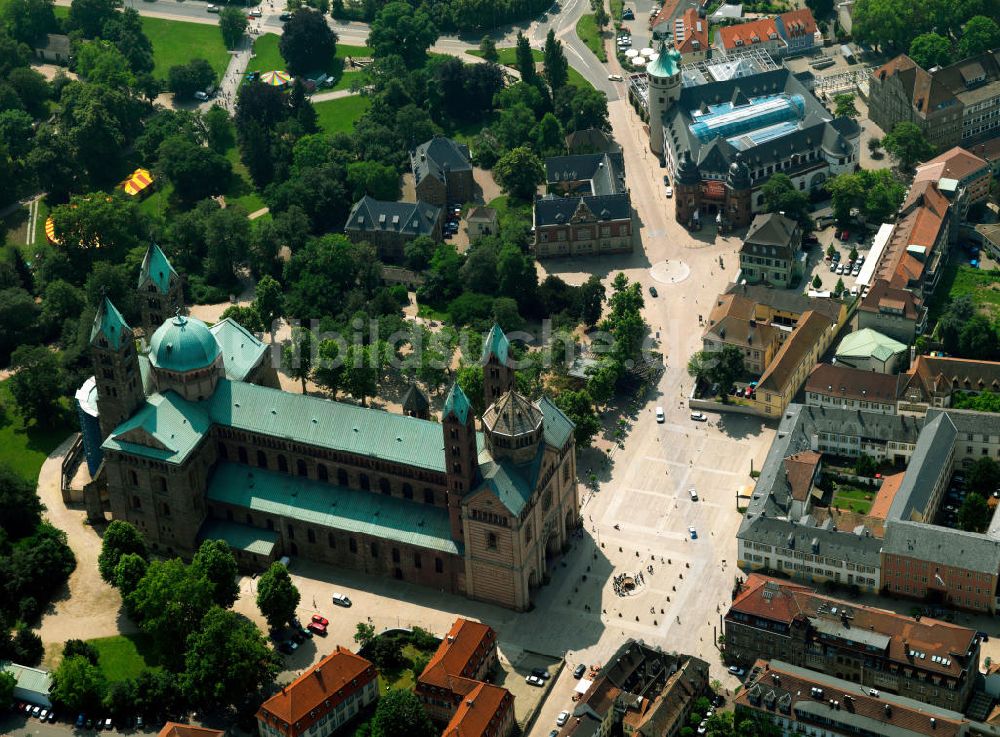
[728,665,745,676]
[688,488,698,501]
[101,717,114,730]
[573,664,587,679]
[557,710,571,726]
[38,709,49,721]
[665,185,673,198]
[829,262,837,272]
[311,614,329,627]
[76,714,86,729]
[655,407,664,423]
[525,674,545,686]
[690,411,706,422]
[648,285,658,297]
[839,229,849,241]
[278,640,298,654]
[608,74,623,81]
[697,720,708,735]
[688,526,697,539]
[206,4,220,11]
[332,593,352,607]
[307,621,328,636]
[531,667,550,680]
[248,8,262,17]
[831,250,841,261]
[622,7,634,19]
[279,11,292,19]
[194,90,210,101]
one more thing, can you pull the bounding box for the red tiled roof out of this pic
[858,279,923,321]
[902,355,1000,399]
[418,618,496,693]
[256,647,376,737]
[779,8,816,36]
[717,17,779,50]
[158,725,224,737]
[757,311,833,392]
[676,8,708,53]
[875,182,950,289]
[441,682,513,737]
[869,472,905,520]
[915,146,989,183]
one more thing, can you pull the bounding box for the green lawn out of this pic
[87,634,161,682]
[576,15,608,61]
[831,485,875,515]
[141,16,231,81]
[314,95,371,134]
[374,641,438,692]
[928,257,1000,323]
[467,48,595,89]
[0,380,73,483]
[247,33,286,75]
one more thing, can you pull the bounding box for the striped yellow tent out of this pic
[122,168,155,198]
[44,216,59,245]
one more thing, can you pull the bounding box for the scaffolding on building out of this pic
[813,66,873,98]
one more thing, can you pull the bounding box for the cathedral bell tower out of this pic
[482,324,515,409]
[90,297,145,439]
[442,383,478,541]
[137,242,182,336]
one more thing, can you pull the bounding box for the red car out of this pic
[839,229,849,241]
[311,614,329,627]
[307,621,328,636]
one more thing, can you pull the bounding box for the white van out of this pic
[332,592,352,607]
[688,488,698,501]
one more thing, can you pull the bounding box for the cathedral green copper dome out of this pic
[149,313,220,373]
[647,41,681,78]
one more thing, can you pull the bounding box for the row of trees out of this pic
[333,0,550,34]
[851,0,1000,56]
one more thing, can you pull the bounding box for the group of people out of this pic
[611,569,646,597]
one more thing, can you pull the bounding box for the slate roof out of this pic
[208,318,267,382]
[883,520,1000,573]
[138,243,178,294]
[805,363,902,405]
[902,356,1000,399]
[34,33,70,55]
[345,196,441,237]
[534,194,631,227]
[565,127,621,154]
[545,152,626,196]
[401,383,430,414]
[741,213,800,259]
[207,463,462,554]
[873,50,1000,120]
[835,328,907,363]
[411,137,472,189]
[887,413,956,522]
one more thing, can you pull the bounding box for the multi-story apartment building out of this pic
[735,660,970,737]
[725,574,980,710]
[714,10,819,58]
[804,363,901,415]
[256,647,379,737]
[869,51,1000,150]
[857,279,927,344]
[913,147,992,219]
[416,618,513,737]
[344,196,443,262]
[738,213,804,287]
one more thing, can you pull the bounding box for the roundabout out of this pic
[649,258,691,285]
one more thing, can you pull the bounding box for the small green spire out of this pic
[481,324,510,366]
[443,383,471,424]
[90,297,130,349]
[138,242,178,294]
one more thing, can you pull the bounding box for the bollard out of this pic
[635,616,640,622]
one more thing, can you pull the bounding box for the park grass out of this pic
[247,33,286,75]
[467,47,595,90]
[0,380,73,483]
[87,634,161,682]
[831,485,874,515]
[141,16,231,82]
[223,145,267,213]
[576,14,608,61]
[927,256,1000,323]
[314,95,371,135]
[248,36,371,90]
[374,641,437,692]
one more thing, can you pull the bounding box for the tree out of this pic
[849,247,858,262]
[805,0,833,16]
[594,1,610,30]
[0,463,41,541]
[835,277,846,295]
[959,315,1000,360]
[544,29,569,92]
[253,275,284,338]
[958,492,990,533]
[686,351,712,384]
[760,173,811,226]
[371,689,436,737]
[98,520,148,585]
[883,121,935,171]
[854,453,877,477]
[102,7,153,75]
[367,1,437,68]
[554,389,602,447]
[191,539,240,608]
[354,621,376,648]
[13,627,43,666]
[812,274,822,289]
[970,457,1000,494]
[492,296,524,332]
[562,85,611,132]
[204,105,234,154]
[580,275,605,326]
[533,112,565,156]
[939,297,976,355]
[256,562,300,630]
[113,553,148,596]
[168,58,215,100]
[493,146,544,200]
[851,0,921,50]
[125,559,215,667]
[908,32,952,69]
[341,342,389,406]
[9,345,63,425]
[50,655,107,713]
[283,326,315,393]
[958,16,1000,58]
[515,32,536,84]
[219,6,248,49]
[479,35,498,62]
[67,0,122,38]
[0,670,15,711]
[221,304,265,334]
[182,606,280,708]
[157,134,232,203]
[707,346,744,399]
[280,8,337,74]
[3,0,57,46]
[404,236,435,271]
[347,160,400,201]
[63,639,99,665]
[833,93,859,119]
[0,287,38,363]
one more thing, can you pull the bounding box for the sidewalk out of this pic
[215,34,254,113]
